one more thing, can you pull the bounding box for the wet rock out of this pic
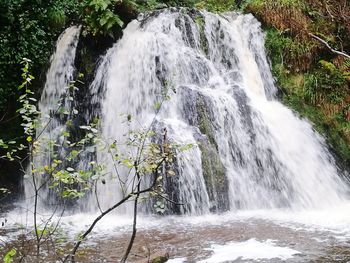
[151,253,169,263]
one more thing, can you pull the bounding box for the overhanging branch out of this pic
[309,33,350,59]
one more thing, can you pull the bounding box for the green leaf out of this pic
[167,170,176,176]
[90,0,110,11]
[36,227,49,236]
[99,11,111,26]
[3,248,16,263]
[122,159,134,168]
[0,188,10,194]
[114,15,124,28]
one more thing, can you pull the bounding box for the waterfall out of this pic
[29,9,348,216]
[24,26,81,210]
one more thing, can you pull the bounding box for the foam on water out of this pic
[198,239,300,262]
[233,203,350,239]
[167,258,187,263]
[5,202,350,241]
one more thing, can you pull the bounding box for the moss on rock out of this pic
[198,138,229,212]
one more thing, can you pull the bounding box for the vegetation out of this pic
[0,0,79,111]
[0,0,82,189]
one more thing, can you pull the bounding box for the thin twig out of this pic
[120,171,141,263]
[154,191,184,206]
[94,182,103,214]
[309,33,350,59]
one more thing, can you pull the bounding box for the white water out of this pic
[198,239,300,262]
[23,25,81,209]
[85,9,348,214]
[39,26,81,120]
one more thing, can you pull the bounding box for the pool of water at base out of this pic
[2,206,350,262]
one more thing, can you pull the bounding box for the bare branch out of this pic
[120,171,141,263]
[154,191,184,206]
[63,193,133,263]
[94,182,104,214]
[309,33,350,59]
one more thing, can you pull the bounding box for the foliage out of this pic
[132,0,238,13]
[265,29,317,73]
[0,0,80,113]
[195,0,237,12]
[0,188,10,194]
[81,0,124,37]
[3,248,16,263]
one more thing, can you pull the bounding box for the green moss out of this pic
[191,93,229,211]
[79,47,95,76]
[195,101,217,149]
[193,15,210,56]
[199,141,229,211]
[151,255,169,263]
[195,0,237,13]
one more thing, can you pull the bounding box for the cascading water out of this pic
[88,9,348,214]
[29,9,348,216]
[24,25,81,209]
